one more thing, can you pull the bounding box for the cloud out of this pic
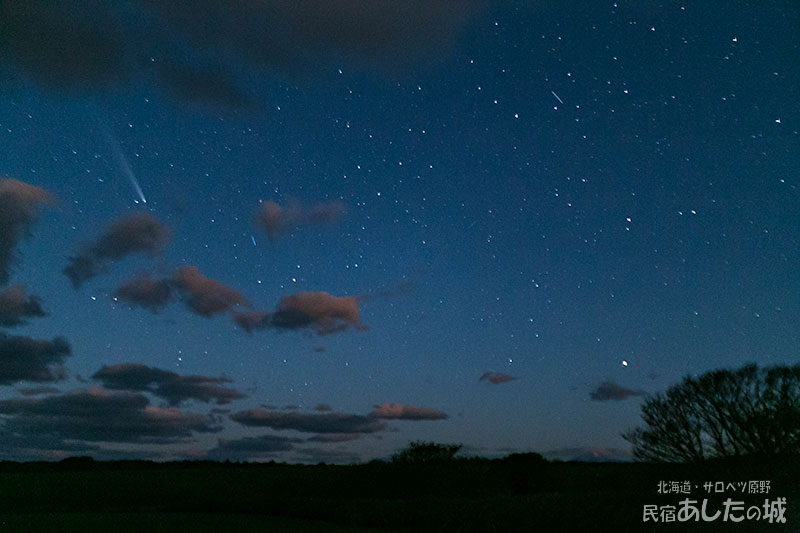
[357,278,418,303]
[0,0,126,90]
[370,403,448,421]
[0,178,53,284]
[232,311,272,332]
[541,447,632,462]
[479,372,517,385]
[0,285,46,326]
[16,386,60,396]
[172,266,249,317]
[0,333,71,385]
[314,403,332,412]
[253,200,345,241]
[0,387,221,445]
[92,363,245,406]
[0,432,103,461]
[115,276,173,312]
[589,381,646,401]
[63,213,170,288]
[207,434,302,460]
[234,291,365,336]
[306,433,361,443]
[152,1,485,72]
[158,61,262,114]
[291,446,363,465]
[230,401,449,437]
[274,292,364,335]
[230,409,387,434]
[115,267,249,318]
[1,2,486,111]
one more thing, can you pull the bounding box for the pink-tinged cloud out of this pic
[274,291,364,335]
[254,200,345,241]
[232,310,272,332]
[370,402,448,421]
[63,213,169,287]
[115,276,173,312]
[0,178,53,284]
[0,285,46,326]
[233,291,365,336]
[172,266,249,317]
[479,372,517,385]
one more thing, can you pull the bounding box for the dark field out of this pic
[1,455,798,532]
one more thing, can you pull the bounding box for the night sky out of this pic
[0,1,798,463]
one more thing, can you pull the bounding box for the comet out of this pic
[98,119,147,204]
[114,142,146,204]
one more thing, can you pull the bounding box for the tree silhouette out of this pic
[623,363,800,462]
[390,441,463,464]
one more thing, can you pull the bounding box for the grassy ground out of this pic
[0,455,797,531]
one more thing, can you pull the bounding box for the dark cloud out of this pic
[1,432,102,461]
[0,333,71,385]
[370,403,448,421]
[207,434,302,460]
[1,2,485,111]
[541,447,632,462]
[314,403,333,412]
[589,381,646,401]
[283,405,299,411]
[292,446,363,465]
[358,278,418,303]
[234,291,365,336]
[172,266,249,317]
[230,409,387,434]
[0,0,126,90]
[63,213,170,288]
[115,276,173,312]
[0,387,220,444]
[479,372,517,385]
[253,200,346,241]
[151,1,484,73]
[158,61,261,114]
[92,363,245,406]
[232,311,272,332]
[0,178,53,284]
[16,386,60,396]
[0,285,46,326]
[306,433,361,443]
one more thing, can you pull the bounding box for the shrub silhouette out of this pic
[623,363,800,462]
[391,441,463,464]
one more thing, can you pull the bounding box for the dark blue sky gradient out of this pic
[0,1,798,462]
